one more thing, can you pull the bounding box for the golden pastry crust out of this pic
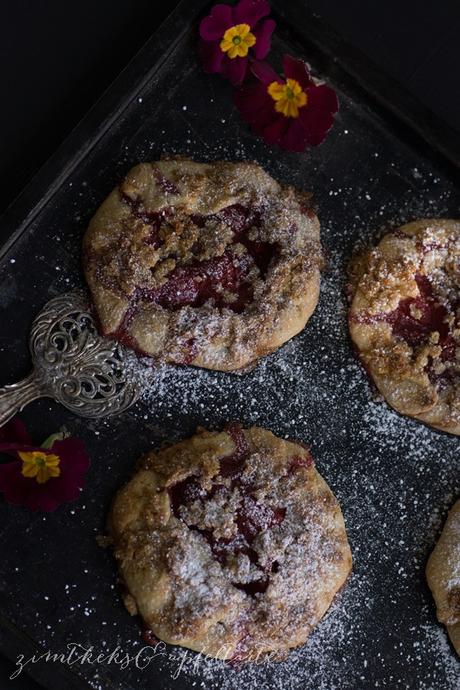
[426,500,460,655]
[83,158,322,372]
[108,425,352,660]
[349,219,460,435]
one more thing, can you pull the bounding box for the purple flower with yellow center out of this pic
[234,55,339,151]
[0,419,90,512]
[199,0,276,85]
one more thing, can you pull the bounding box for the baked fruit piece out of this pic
[426,499,460,655]
[108,425,352,660]
[349,219,460,435]
[83,158,322,371]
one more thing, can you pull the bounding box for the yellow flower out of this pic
[19,451,61,484]
[267,78,308,118]
[220,23,256,59]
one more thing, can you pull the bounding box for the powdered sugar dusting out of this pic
[125,209,459,687]
[1,25,459,690]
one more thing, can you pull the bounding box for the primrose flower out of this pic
[199,0,276,85]
[234,55,339,151]
[0,419,90,512]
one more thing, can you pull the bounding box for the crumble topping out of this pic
[109,426,352,659]
[83,159,322,370]
[349,220,460,432]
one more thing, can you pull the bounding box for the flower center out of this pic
[267,78,308,118]
[19,451,61,484]
[220,23,256,59]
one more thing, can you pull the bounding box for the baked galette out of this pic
[83,158,322,371]
[426,499,460,655]
[349,219,460,435]
[108,425,352,660]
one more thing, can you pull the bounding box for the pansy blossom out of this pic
[199,0,276,85]
[234,55,339,151]
[0,419,90,512]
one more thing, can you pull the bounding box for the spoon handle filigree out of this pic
[0,372,45,427]
[0,290,141,428]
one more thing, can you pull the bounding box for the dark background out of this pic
[1,0,460,217]
[0,0,459,687]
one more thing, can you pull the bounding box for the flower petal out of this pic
[283,55,315,91]
[279,118,308,152]
[222,55,248,85]
[199,4,233,41]
[301,110,335,146]
[51,438,91,475]
[0,442,42,457]
[199,39,225,74]
[310,83,339,115]
[260,115,289,145]
[250,59,281,85]
[234,0,270,27]
[0,419,32,445]
[39,470,83,509]
[252,18,276,60]
[234,82,275,125]
[299,84,339,145]
[0,461,45,511]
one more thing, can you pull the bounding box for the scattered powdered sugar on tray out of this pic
[122,207,460,689]
[75,159,459,686]
[148,580,457,690]
[420,622,460,690]
[3,48,459,688]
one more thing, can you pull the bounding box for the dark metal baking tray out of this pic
[0,1,459,688]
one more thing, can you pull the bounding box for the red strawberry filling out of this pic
[168,424,286,597]
[141,204,276,313]
[108,203,279,355]
[140,250,255,312]
[353,273,458,385]
[386,274,450,347]
[289,454,314,472]
[152,169,180,196]
[141,625,161,647]
[387,274,458,384]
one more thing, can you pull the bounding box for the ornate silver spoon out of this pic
[0,290,141,427]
